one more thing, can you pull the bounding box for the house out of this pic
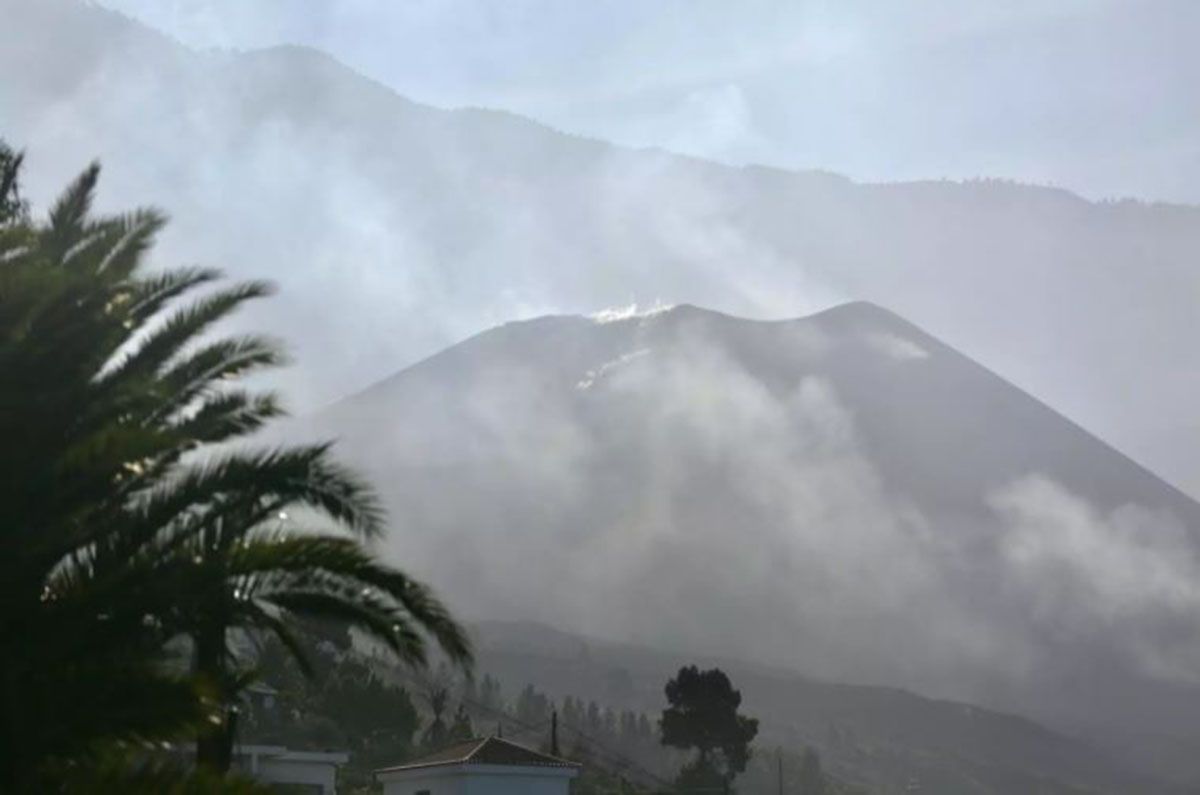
[242,681,279,712]
[231,744,349,794]
[376,735,580,795]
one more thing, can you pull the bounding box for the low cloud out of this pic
[865,331,929,361]
[990,474,1200,684]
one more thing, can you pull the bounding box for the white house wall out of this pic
[379,763,576,795]
[463,771,571,795]
[381,775,464,795]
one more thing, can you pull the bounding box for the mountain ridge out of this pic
[300,300,1200,771]
[327,299,1200,524]
[8,0,1200,502]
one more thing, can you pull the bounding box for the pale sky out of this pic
[97,0,1200,204]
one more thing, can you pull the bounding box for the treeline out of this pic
[239,626,668,793]
[216,602,860,795]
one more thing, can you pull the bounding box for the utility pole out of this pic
[777,747,783,795]
[551,709,560,756]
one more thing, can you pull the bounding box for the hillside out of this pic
[4,0,1200,497]
[467,620,1168,795]
[300,301,1200,785]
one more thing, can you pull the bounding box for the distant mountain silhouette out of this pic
[4,0,1200,496]
[306,302,1200,785]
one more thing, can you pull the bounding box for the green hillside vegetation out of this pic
[244,624,861,795]
[466,622,1164,795]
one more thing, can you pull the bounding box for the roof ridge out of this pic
[376,734,579,774]
[461,735,492,762]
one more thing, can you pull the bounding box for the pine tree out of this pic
[603,707,618,740]
[660,666,759,790]
[480,674,503,711]
[637,712,654,743]
[562,696,582,729]
[449,703,475,741]
[422,688,450,750]
[619,710,638,743]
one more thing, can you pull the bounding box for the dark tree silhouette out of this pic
[516,683,552,726]
[449,703,475,741]
[479,673,503,711]
[0,139,26,223]
[660,666,759,789]
[422,688,450,749]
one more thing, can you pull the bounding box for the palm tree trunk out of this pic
[194,625,233,773]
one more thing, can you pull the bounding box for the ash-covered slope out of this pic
[305,302,1200,778]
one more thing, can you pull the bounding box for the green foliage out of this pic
[516,683,553,726]
[660,666,759,789]
[245,631,421,791]
[0,152,214,790]
[674,756,728,791]
[0,144,469,788]
[0,139,26,223]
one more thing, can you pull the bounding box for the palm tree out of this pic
[156,495,471,770]
[1,158,214,788]
[1,154,471,784]
[0,139,26,223]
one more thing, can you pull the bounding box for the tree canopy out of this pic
[0,139,26,223]
[660,665,759,789]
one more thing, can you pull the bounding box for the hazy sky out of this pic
[94,0,1199,205]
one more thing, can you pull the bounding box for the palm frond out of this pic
[150,336,285,424]
[93,209,166,278]
[124,267,222,327]
[240,599,315,678]
[264,587,429,666]
[103,280,274,388]
[43,162,100,261]
[230,533,473,668]
[170,390,285,446]
[1,154,468,783]
[136,445,384,541]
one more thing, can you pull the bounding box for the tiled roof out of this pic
[376,735,579,773]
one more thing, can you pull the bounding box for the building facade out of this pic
[233,744,349,794]
[377,736,580,795]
